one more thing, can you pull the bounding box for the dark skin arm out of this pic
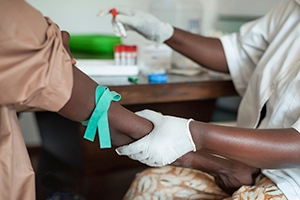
[190,122,300,169]
[59,65,153,146]
[165,28,229,73]
[173,123,300,193]
[174,151,260,195]
[167,28,300,168]
[163,28,300,192]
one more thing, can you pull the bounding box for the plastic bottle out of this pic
[149,0,203,70]
[149,0,203,35]
[110,8,127,38]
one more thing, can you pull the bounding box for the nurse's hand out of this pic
[116,109,196,167]
[98,7,174,43]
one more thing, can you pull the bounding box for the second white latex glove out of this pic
[99,7,174,43]
[116,109,196,167]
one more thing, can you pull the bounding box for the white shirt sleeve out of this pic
[292,117,300,133]
[219,0,293,96]
[263,168,300,200]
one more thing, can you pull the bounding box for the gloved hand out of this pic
[116,109,196,167]
[98,7,174,43]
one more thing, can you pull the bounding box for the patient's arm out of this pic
[58,66,153,146]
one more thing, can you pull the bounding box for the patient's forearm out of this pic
[58,66,153,146]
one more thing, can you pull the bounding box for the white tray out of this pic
[76,59,139,76]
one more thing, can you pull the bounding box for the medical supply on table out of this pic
[76,59,139,76]
[149,0,203,35]
[138,43,172,75]
[75,43,138,77]
[149,0,204,71]
[114,44,137,66]
[148,73,168,83]
[110,8,127,38]
[128,77,139,84]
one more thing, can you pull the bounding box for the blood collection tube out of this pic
[132,45,137,65]
[114,44,138,66]
[114,45,121,65]
[110,8,127,38]
[120,45,126,66]
[125,45,132,65]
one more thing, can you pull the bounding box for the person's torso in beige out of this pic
[0,0,73,199]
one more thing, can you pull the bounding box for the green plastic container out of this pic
[69,34,121,59]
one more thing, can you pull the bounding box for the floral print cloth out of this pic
[124,166,287,200]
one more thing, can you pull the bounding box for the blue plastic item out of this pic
[148,73,168,83]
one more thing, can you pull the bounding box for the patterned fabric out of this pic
[228,176,288,200]
[124,166,287,200]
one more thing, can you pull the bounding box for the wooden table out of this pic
[35,72,238,198]
[93,73,236,104]
[91,73,237,120]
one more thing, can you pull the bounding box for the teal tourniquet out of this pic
[82,86,121,148]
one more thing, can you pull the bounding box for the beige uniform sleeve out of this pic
[0,0,74,199]
[0,0,73,112]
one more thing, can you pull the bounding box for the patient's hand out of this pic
[173,151,260,195]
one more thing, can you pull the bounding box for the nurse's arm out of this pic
[174,151,260,195]
[165,28,229,73]
[190,121,300,169]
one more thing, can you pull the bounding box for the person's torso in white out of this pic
[220,0,300,199]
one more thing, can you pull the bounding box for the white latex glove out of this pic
[98,7,174,43]
[116,110,196,167]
